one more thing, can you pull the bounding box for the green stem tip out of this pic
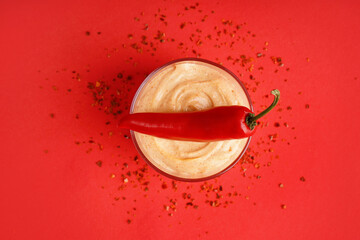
[246,89,280,130]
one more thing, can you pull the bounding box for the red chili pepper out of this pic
[118,89,280,141]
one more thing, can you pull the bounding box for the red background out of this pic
[1,0,360,239]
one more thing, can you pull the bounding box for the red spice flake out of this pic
[279,183,284,188]
[97,32,101,35]
[141,35,148,45]
[95,160,102,167]
[286,106,292,110]
[209,200,220,207]
[248,64,255,71]
[85,31,90,36]
[305,104,310,109]
[281,204,287,209]
[130,43,143,53]
[300,176,306,182]
[98,143,104,151]
[154,31,166,42]
[126,219,132,224]
[239,55,254,67]
[256,53,263,58]
[201,15,208,22]
[274,122,280,127]
[221,19,233,26]
[182,193,187,199]
[117,73,123,79]
[49,113,55,118]
[159,15,166,22]
[170,181,177,191]
[306,57,310,62]
[110,173,116,178]
[270,56,284,67]
[44,149,49,154]
[161,182,168,189]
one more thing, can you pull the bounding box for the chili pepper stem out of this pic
[246,89,280,130]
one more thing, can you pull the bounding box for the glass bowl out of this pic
[129,58,253,182]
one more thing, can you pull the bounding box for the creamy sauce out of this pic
[133,60,251,179]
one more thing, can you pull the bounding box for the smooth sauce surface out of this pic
[133,61,250,179]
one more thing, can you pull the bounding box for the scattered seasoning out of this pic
[305,104,310,109]
[180,22,186,29]
[43,4,305,224]
[85,31,90,36]
[49,113,55,118]
[281,204,287,209]
[270,56,284,67]
[300,176,306,182]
